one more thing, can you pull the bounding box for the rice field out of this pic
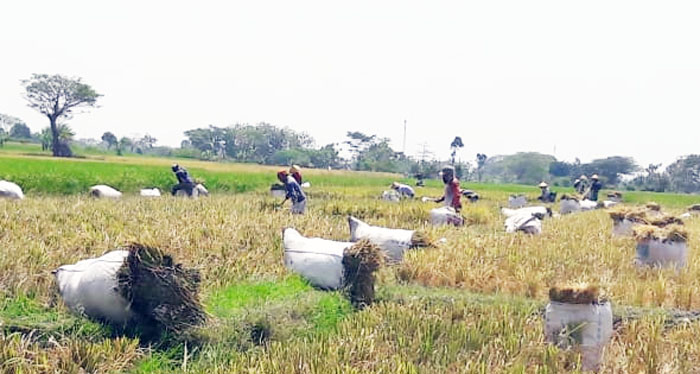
[3,154,700,372]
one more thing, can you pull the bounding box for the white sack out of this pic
[635,240,687,268]
[544,301,613,371]
[602,200,618,209]
[0,180,24,200]
[560,199,581,215]
[301,182,311,188]
[504,212,542,235]
[430,206,464,226]
[579,199,598,211]
[54,250,132,324]
[348,216,414,262]
[508,195,527,208]
[680,212,692,219]
[89,185,122,199]
[501,206,549,218]
[140,188,161,197]
[382,190,400,202]
[283,228,350,289]
[194,184,208,196]
[612,219,634,237]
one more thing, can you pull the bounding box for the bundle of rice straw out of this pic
[607,191,623,199]
[560,193,581,202]
[342,240,385,309]
[608,207,683,227]
[688,204,700,212]
[549,283,601,304]
[409,230,435,248]
[633,224,688,243]
[646,202,661,212]
[116,243,205,334]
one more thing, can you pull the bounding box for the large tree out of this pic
[450,136,464,165]
[101,132,118,149]
[22,74,101,157]
[10,123,32,139]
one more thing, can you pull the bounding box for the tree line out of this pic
[3,73,700,193]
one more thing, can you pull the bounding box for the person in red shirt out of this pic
[434,165,462,212]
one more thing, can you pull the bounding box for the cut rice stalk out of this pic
[342,240,385,309]
[549,283,601,304]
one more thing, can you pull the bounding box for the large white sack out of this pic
[54,250,132,324]
[0,180,24,200]
[501,206,549,219]
[504,212,542,234]
[348,216,414,262]
[602,200,618,209]
[544,301,613,371]
[579,199,598,211]
[612,219,635,237]
[283,228,350,290]
[560,199,581,215]
[430,206,464,226]
[508,195,527,208]
[174,183,208,198]
[635,240,687,268]
[140,188,161,197]
[89,185,122,199]
[382,190,400,202]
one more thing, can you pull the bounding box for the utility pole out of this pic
[403,119,407,155]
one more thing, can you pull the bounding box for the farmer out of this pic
[277,170,306,214]
[290,165,303,185]
[586,174,603,201]
[573,175,588,195]
[434,166,462,212]
[537,181,555,203]
[171,164,196,196]
[391,182,415,198]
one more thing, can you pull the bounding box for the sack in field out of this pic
[140,188,161,197]
[633,225,688,268]
[508,194,527,208]
[55,244,205,334]
[89,185,122,199]
[544,301,613,371]
[382,190,400,202]
[348,216,428,263]
[501,206,550,219]
[0,180,24,200]
[504,212,543,235]
[430,206,464,226]
[283,228,384,308]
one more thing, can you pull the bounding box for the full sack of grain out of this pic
[633,225,688,268]
[430,206,464,226]
[609,208,684,237]
[140,188,161,197]
[545,285,613,371]
[54,244,205,335]
[559,194,581,215]
[89,185,122,199]
[382,190,401,202]
[283,228,384,308]
[501,206,551,219]
[0,180,24,200]
[348,216,432,263]
[504,210,543,235]
[508,194,527,208]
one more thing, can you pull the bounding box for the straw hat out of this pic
[290,165,301,173]
[390,182,399,188]
[580,175,588,180]
[591,174,599,180]
[538,182,548,188]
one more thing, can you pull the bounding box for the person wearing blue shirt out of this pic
[171,164,195,196]
[277,170,306,214]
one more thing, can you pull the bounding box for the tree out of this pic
[22,74,101,157]
[581,156,637,185]
[450,136,464,165]
[116,137,132,156]
[666,155,700,193]
[549,161,572,177]
[101,132,118,149]
[139,134,158,149]
[9,123,31,139]
[476,153,488,182]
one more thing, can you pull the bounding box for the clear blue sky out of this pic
[1,0,699,168]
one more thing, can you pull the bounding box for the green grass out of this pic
[207,275,312,317]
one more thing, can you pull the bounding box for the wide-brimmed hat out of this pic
[538,182,548,188]
[580,175,588,180]
[390,182,399,188]
[591,174,599,180]
[290,165,301,173]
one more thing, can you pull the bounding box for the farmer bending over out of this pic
[434,166,462,212]
[391,182,415,198]
[171,164,195,196]
[278,170,306,214]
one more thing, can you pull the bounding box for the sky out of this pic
[1,0,699,167]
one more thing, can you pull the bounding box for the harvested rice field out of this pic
[4,158,700,373]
